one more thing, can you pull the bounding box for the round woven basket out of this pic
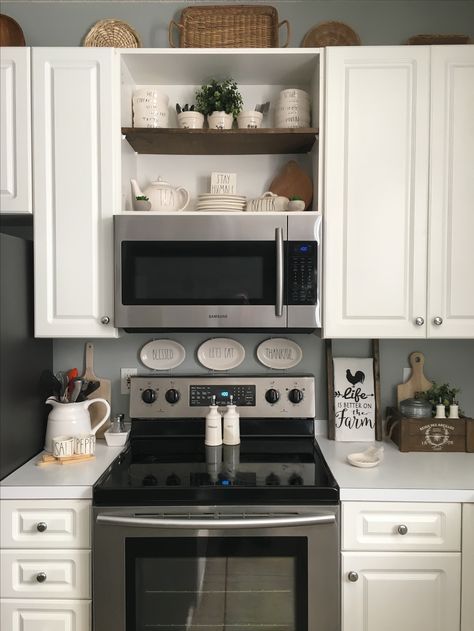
[302,21,361,47]
[83,19,141,48]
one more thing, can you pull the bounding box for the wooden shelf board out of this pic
[122,127,318,155]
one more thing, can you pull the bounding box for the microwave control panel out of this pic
[287,242,317,305]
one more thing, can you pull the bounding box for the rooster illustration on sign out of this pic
[346,369,365,386]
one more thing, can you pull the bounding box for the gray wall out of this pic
[5,0,474,428]
[3,1,474,48]
[53,335,474,422]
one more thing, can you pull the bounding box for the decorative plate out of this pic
[301,21,361,47]
[256,338,303,369]
[139,339,186,370]
[197,338,245,371]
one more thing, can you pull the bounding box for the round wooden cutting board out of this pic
[0,14,26,46]
[269,160,313,210]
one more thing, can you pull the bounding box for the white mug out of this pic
[74,434,96,455]
[52,435,75,458]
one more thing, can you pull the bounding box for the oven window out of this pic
[121,241,276,305]
[126,537,307,631]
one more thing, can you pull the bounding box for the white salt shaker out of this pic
[205,395,222,446]
[223,395,240,445]
[435,398,446,419]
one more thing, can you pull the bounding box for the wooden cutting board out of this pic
[0,14,26,46]
[269,160,313,210]
[81,342,111,438]
[397,351,432,405]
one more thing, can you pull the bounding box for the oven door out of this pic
[93,505,339,631]
[114,214,287,329]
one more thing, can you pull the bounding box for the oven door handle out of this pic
[275,227,284,317]
[96,513,335,530]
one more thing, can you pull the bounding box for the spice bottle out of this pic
[223,395,240,445]
[205,395,222,446]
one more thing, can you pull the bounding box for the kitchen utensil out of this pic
[44,397,110,452]
[397,351,432,406]
[67,368,79,398]
[0,14,26,46]
[56,371,69,402]
[39,370,62,401]
[70,378,83,403]
[269,160,313,210]
[80,342,111,438]
[131,177,190,212]
[399,396,432,418]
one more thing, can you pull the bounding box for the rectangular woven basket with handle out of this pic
[169,5,290,48]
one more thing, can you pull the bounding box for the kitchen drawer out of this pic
[1,550,91,599]
[0,598,91,631]
[0,500,91,549]
[342,501,461,551]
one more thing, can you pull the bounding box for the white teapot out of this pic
[131,177,190,212]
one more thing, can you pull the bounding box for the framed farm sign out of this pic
[326,340,382,441]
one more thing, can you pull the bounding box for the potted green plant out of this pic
[419,382,461,416]
[195,79,243,129]
[287,195,306,211]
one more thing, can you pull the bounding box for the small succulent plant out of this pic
[176,103,195,114]
[135,195,149,201]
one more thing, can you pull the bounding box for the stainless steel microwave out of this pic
[114,213,321,330]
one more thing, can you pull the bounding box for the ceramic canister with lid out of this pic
[399,397,432,418]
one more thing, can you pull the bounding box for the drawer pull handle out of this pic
[36,572,47,583]
[348,571,359,582]
[397,524,408,535]
[36,522,48,533]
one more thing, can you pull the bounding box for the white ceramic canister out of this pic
[237,110,263,129]
[177,111,205,129]
[207,111,234,130]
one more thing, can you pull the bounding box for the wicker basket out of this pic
[169,5,290,48]
[83,18,141,48]
[301,21,360,47]
[407,33,471,45]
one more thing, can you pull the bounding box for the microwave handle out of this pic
[275,227,284,317]
[97,513,335,530]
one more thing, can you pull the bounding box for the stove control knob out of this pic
[265,473,280,486]
[265,388,280,404]
[288,388,304,404]
[142,388,157,404]
[288,473,304,486]
[142,474,158,486]
[165,388,180,404]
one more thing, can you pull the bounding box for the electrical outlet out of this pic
[121,368,137,394]
[402,367,411,383]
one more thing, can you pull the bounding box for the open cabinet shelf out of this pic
[122,127,318,155]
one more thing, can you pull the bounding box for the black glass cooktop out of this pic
[94,436,338,506]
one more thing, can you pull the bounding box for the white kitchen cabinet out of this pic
[342,552,461,631]
[33,48,119,338]
[428,47,474,338]
[342,501,462,631]
[462,504,474,631]
[0,498,92,631]
[1,599,91,631]
[324,45,474,339]
[0,47,32,214]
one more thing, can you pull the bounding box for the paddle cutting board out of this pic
[82,342,111,438]
[269,160,313,210]
[397,351,432,405]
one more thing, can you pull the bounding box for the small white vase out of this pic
[207,111,234,130]
[177,111,205,129]
[287,199,306,211]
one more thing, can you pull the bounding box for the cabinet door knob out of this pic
[348,571,359,582]
[36,572,47,583]
[415,317,424,326]
[433,316,443,326]
[36,521,47,533]
[397,524,408,535]
[101,316,110,325]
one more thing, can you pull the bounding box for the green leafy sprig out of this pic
[195,79,243,118]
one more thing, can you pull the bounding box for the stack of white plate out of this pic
[274,88,311,129]
[196,194,246,212]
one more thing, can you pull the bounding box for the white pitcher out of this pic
[44,397,110,453]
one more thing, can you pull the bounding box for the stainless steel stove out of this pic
[93,376,340,631]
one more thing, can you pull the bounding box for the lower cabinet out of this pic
[462,504,474,631]
[342,501,462,631]
[0,499,91,631]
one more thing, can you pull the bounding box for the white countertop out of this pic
[317,436,474,503]
[0,441,124,500]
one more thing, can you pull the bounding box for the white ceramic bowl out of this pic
[237,110,263,129]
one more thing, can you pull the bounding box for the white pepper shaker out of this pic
[449,401,459,419]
